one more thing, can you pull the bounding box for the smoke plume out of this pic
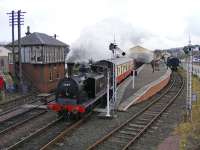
[67,18,150,63]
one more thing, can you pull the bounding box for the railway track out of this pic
[2,117,62,150]
[0,93,38,113]
[87,72,184,150]
[0,93,54,116]
[0,93,55,123]
[6,113,91,150]
[40,113,92,150]
[0,108,47,134]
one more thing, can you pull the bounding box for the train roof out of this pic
[98,57,133,65]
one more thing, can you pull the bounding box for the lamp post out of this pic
[106,69,111,117]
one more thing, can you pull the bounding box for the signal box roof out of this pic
[9,32,68,47]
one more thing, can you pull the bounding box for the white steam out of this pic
[67,18,150,63]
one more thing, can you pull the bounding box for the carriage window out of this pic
[116,67,118,76]
[118,66,121,75]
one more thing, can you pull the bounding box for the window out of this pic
[36,47,42,62]
[8,53,13,64]
[0,59,4,67]
[57,48,60,62]
[31,47,36,62]
[118,66,121,75]
[49,71,53,81]
[56,71,59,79]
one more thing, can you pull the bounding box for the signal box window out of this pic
[56,72,59,79]
[49,71,53,81]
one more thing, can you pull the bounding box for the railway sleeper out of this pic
[140,116,154,120]
[115,134,133,140]
[124,127,140,132]
[129,123,145,128]
[119,130,138,136]
[109,137,129,144]
[152,104,164,108]
[101,143,121,150]
[138,118,151,122]
[145,111,161,115]
[134,121,148,125]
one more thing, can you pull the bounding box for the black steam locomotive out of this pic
[167,57,180,71]
[48,57,133,118]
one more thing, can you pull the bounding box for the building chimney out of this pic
[25,26,31,36]
[54,34,57,39]
[67,62,75,77]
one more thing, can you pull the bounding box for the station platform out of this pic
[117,63,171,111]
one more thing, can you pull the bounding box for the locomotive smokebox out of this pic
[67,62,75,77]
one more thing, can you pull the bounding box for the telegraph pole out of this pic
[18,10,24,90]
[7,10,26,92]
[7,10,16,77]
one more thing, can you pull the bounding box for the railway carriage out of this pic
[96,57,133,84]
[48,57,134,119]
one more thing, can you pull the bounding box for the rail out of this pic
[87,72,184,150]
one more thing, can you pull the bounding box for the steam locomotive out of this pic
[48,57,133,119]
[167,57,180,71]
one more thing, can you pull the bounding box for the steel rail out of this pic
[87,73,184,150]
[40,112,92,150]
[122,74,184,149]
[7,117,62,150]
[0,93,54,123]
[0,110,47,135]
[0,93,54,117]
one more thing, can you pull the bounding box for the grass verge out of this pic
[176,69,200,150]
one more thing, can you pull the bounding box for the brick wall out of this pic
[22,63,65,93]
[137,75,170,103]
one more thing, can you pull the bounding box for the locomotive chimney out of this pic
[67,62,75,77]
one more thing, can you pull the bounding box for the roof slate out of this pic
[11,32,68,47]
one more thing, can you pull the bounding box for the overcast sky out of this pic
[0,0,200,50]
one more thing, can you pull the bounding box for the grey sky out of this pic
[0,0,199,49]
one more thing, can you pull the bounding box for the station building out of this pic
[7,30,69,93]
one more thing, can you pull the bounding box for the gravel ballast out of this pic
[49,75,186,150]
